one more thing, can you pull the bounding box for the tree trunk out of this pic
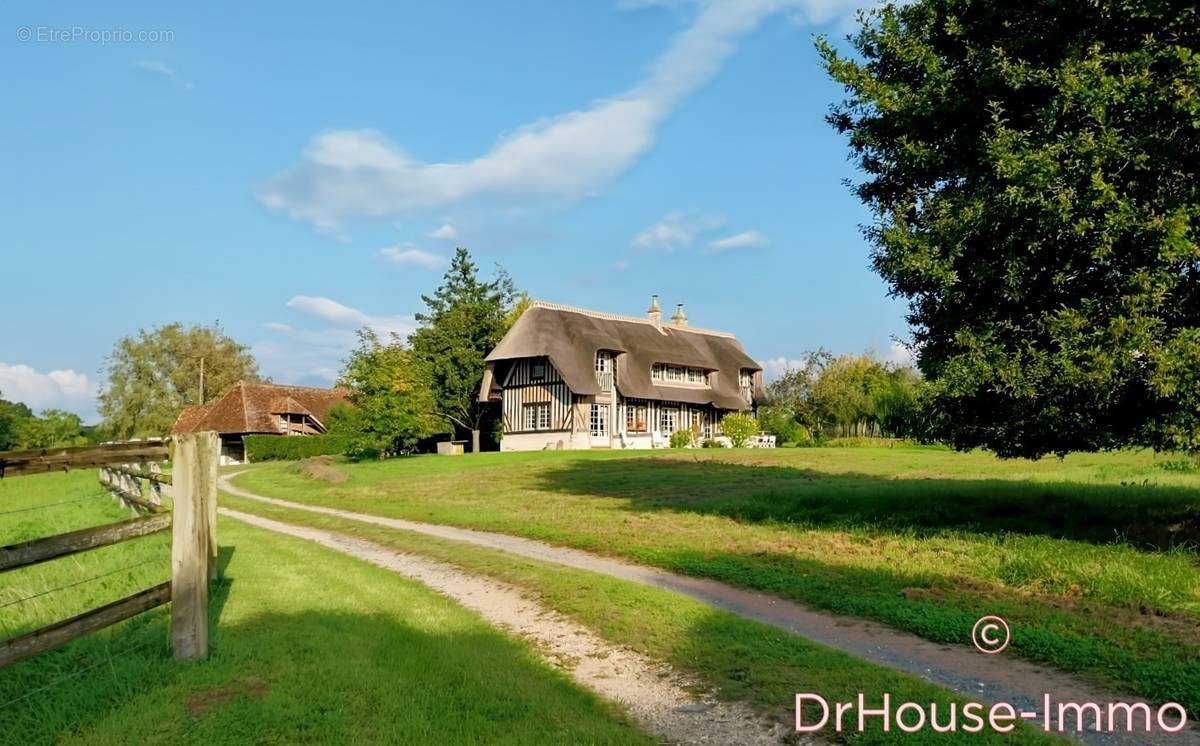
[471,428,481,454]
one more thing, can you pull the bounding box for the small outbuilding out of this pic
[171,381,350,464]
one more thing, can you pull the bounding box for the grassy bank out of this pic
[0,473,650,745]
[231,446,1200,709]
[219,489,1060,744]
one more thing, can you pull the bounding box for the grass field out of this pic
[0,472,650,745]
[220,488,1059,745]
[232,446,1200,710]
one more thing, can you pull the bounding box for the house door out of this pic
[590,404,610,447]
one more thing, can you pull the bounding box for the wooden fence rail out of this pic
[0,432,217,666]
[0,513,172,573]
[0,441,169,478]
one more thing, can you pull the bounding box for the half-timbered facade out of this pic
[479,298,765,451]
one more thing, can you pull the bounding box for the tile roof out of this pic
[171,382,350,435]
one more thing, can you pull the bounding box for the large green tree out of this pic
[0,393,34,451]
[820,0,1200,457]
[338,329,438,458]
[17,409,87,449]
[99,322,260,439]
[410,248,518,453]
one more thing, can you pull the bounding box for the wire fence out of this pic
[0,493,112,517]
[0,638,166,712]
[0,557,165,611]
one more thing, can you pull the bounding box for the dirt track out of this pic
[221,507,798,745]
[221,474,1199,746]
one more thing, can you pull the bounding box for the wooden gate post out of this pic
[171,431,217,661]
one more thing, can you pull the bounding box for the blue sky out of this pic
[1,0,908,423]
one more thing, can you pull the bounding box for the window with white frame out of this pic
[651,363,708,385]
[595,351,612,373]
[590,404,608,436]
[660,407,678,434]
[523,402,550,430]
[739,370,753,388]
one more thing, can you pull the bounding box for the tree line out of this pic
[758,350,924,445]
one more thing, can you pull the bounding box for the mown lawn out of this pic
[221,489,1061,745]
[232,446,1200,710]
[0,472,650,745]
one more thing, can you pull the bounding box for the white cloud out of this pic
[258,0,837,229]
[428,223,458,240]
[885,340,917,368]
[258,297,419,383]
[632,211,725,251]
[0,363,99,422]
[379,244,447,269]
[704,229,767,253]
[134,59,192,89]
[286,295,417,339]
[757,356,807,382]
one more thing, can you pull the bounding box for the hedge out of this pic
[243,434,351,462]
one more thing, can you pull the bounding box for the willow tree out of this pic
[99,322,260,439]
[820,0,1200,457]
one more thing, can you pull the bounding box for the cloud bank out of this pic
[0,363,99,422]
[258,0,823,228]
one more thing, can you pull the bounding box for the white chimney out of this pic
[647,295,662,327]
[671,303,688,327]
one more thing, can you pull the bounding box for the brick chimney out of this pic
[671,303,688,327]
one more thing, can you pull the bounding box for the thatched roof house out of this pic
[480,298,764,451]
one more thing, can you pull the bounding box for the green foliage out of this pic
[16,409,88,449]
[720,412,757,447]
[756,406,812,445]
[701,438,726,448]
[244,434,353,462]
[99,322,260,439]
[764,350,923,440]
[409,248,519,451]
[819,1,1200,457]
[0,393,33,451]
[339,329,438,459]
[1157,458,1200,473]
[668,429,693,449]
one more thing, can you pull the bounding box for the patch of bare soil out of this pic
[187,676,269,717]
[290,456,348,484]
[220,507,799,745]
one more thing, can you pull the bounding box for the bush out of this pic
[701,438,726,448]
[669,430,694,449]
[244,434,352,462]
[824,436,905,448]
[721,412,757,448]
[1158,458,1200,473]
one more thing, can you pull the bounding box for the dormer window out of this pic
[739,370,753,388]
[595,351,612,373]
[651,363,708,385]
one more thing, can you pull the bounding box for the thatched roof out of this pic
[171,382,350,435]
[482,301,763,410]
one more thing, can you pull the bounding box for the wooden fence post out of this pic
[171,431,217,661]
